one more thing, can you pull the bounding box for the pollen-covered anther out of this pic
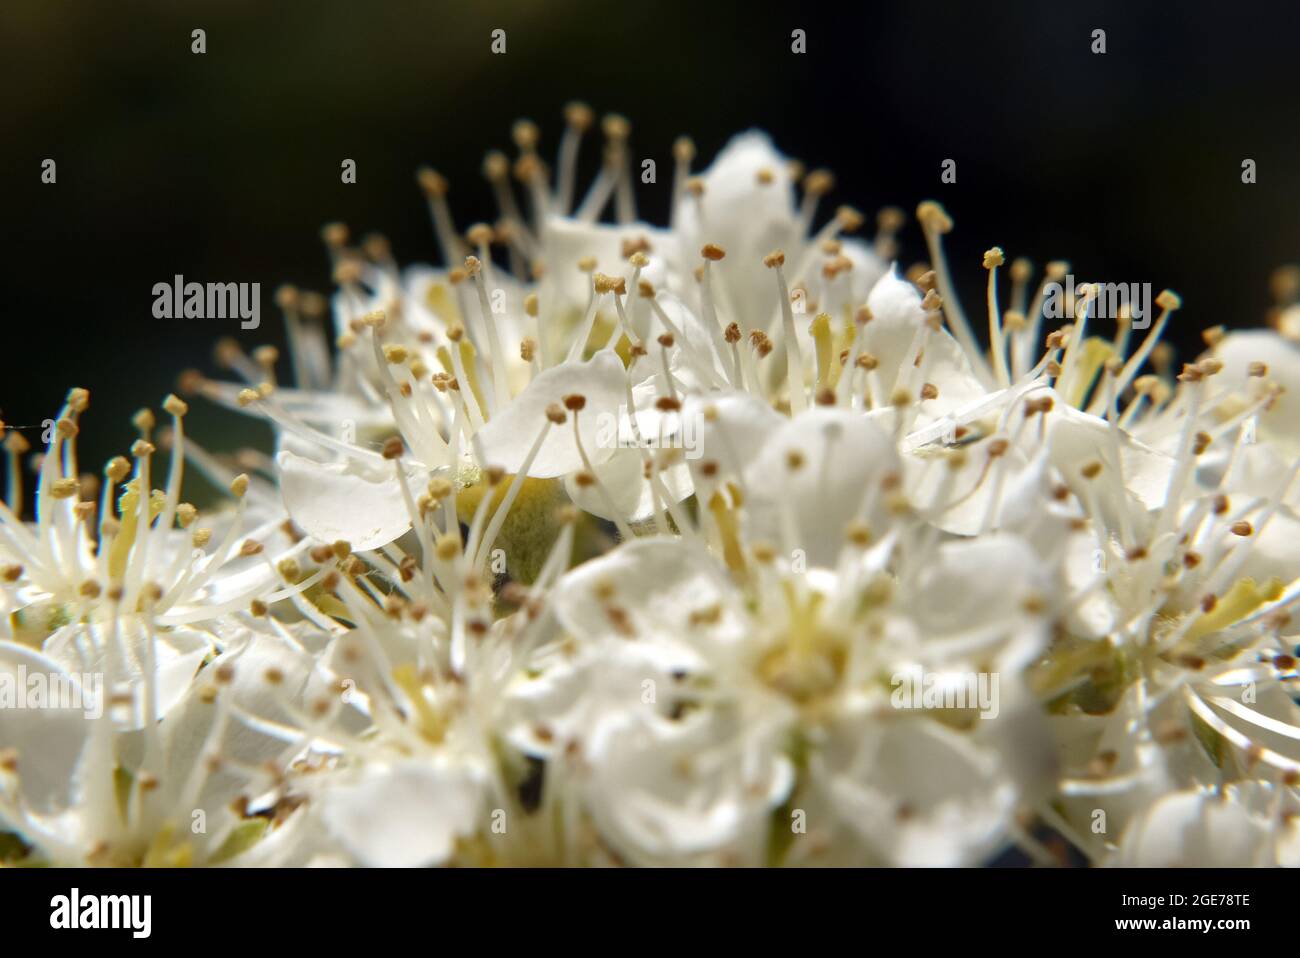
[836,206,865,232]
[656,332,674,349]
[815,387,837,406]
[755,168,775,186]
[1248,361,1268,378]
[191,528,212,549]
[1024,396,1054,416]
[916,201,954,234]
[701,243,726,261]
[1230,520,1254,537]
[77,580,102,600]
[1193,431,1212,455]
[982,247,1005,269]
[50,477,80,499]
[890,388,914,408]
[563,393,587,412]
[785,450,805,471]
[1212,494,1230,515]
[845,521,872,547]
[855,352,879,371]
[762,250,786,269]
[601,604,634,638]
[229,474,250,498]
[574,470,596,488]
[746,331,772,358]
[655,397,683,412]
[381,437,404,460]
[239,539,264,558]
[435,534,461,561]
[1156,289,1182,311]
[919,383,939,401]
[803,168,834,195]
[1080,460,1102,479]
[236,388,260,407]
[723,322,742,345]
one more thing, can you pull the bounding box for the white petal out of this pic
[818,715,1017,867]
[0,642,95,814]
[476,350,625,478]
[277,451,413,550]
[564,449,694,523]
[553,536,747,650]
[1212,330,1300,442]
[743,408,901,568]
[1114,787,1273,866]
[317,760,483,868]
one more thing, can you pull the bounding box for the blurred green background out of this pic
[2,0,1297,483]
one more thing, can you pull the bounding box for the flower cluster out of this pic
[3,108,1299,867]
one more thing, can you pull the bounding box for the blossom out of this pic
[3,108,1299,868]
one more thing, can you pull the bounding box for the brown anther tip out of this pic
[482,150,509,181]
[466,223,494,248]
[701,243,726,261]
[601,113,630,141]
[803,168,835,195]
[724,322,742,344]
[562,394,587,412]
[564,101,594,131]
[836,206,865,232]
[762,250,786,269]
[982,247,1005,269]
[321,222,349,248]
[382,436,404,460]
[1080,460,1103,479]
[1230,520,1253,537]
[545,403,567,425]
[1156,289,1182,311]
[916,201,953,234]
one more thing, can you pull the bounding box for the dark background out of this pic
[2,0,1298,478]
